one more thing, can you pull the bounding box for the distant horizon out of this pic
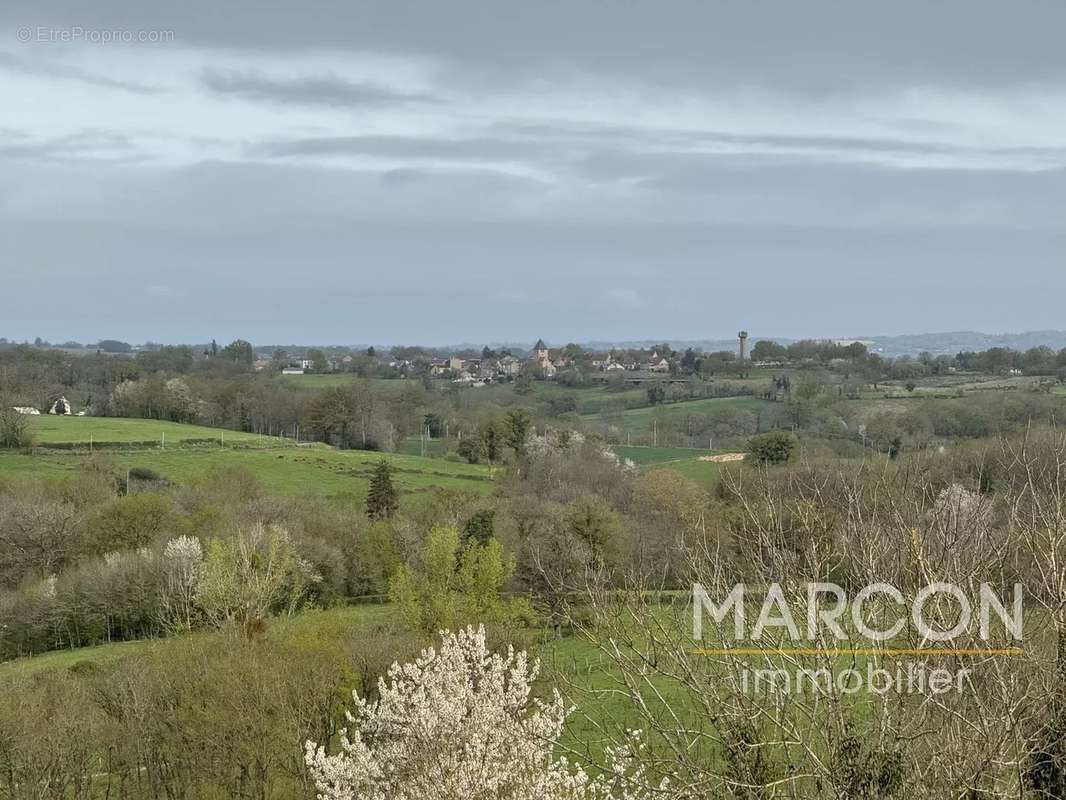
[7,328,1066,352]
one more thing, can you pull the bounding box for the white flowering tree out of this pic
[306,626,663,800]
[159,534,203,632]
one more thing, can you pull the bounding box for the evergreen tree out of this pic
[462,509,495,545]
[366,459,399,520]
[503,408,532,455]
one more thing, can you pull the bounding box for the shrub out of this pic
[745,430,797,465]
[389,525,531,633]
[0,408,34,449]
[128,466,165,482]
[86,492,173,552]
[196,524,320,634]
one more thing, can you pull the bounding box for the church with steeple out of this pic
[531,339,556,376]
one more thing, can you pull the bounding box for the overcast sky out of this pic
[2,0,1065,346]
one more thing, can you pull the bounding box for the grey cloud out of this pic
[201,68,434,108]
[498,121,1066,171]
[251,135,548,163]
[5,0,1065,94]
[247,124,1066,192]
[0,129,147,163]
[2,0,1066,343]
[627,161,1066,232]
[0,51,162,93]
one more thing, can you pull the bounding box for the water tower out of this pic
[738,330,749,361]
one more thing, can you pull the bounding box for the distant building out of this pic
[48,396,73,415]
[281,367,305,375]
[531,338,556,376]
[649,358,670,373]
[498,356,522,376]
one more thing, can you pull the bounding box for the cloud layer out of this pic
[1,0,1065,343]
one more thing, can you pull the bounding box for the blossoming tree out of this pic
[305,626,662,800]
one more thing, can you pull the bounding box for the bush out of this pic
[86,492,173,552]
[128,466,165,482]
[0,408,34,449]
[196,524,319,633]
[745,430,797,465]
[0,632,351,799]
[389,525,532,633]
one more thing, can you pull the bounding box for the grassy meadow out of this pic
[6,416,493,499]
[610,444,738,487]
[28,415,274,446]
[585,394,769,433]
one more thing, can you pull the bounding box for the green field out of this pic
[857,373,1054,399]
[586,395,771,445]
[28,415,274,446]
[396,436,450,457]
[280,374,407,390]
[610,445,739,488]
[652,456,725,487]
[588,394,767,423]
[612,444,717,464]
[0,447,492,499]
[4,417,494,499]
[530,384,648,415]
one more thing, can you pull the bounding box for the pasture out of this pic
[585,395,771,445]
[6,416,493,499]
[0,447,492,499]
[28,415,274,446]
[611,444,734,488]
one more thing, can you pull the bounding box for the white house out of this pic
[649,358,670,373]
